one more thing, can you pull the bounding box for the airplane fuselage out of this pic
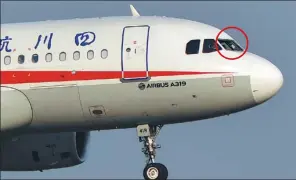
[1,16,283,135]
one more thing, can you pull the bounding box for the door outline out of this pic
[120,25,151,83]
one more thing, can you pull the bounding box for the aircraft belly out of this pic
[78,75,255,127]
[1,87,33,132]
[15,75,255,131]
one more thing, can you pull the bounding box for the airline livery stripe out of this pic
[0,71,232,84]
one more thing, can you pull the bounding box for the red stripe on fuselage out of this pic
[0,71,232,85]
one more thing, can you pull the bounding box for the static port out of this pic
[93,109,103,115]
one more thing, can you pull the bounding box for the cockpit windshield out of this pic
[202,39,222,53]
[186,38,244,55]
[218,39,244,52]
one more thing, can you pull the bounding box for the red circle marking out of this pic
[215,26,249,60]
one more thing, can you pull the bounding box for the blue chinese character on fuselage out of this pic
[75,31,96,46]
[0,36,12,52]
[34,33,53,50]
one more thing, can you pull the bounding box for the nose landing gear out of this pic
[137,124,168,180]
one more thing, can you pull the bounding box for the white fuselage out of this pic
[0,16,283,135]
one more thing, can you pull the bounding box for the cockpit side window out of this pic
[186,39,200,55]
[218,39,244,51]
[202,39,222,53]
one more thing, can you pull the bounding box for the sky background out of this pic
[1,1,296,179]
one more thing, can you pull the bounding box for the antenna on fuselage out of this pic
[130,4,140,17]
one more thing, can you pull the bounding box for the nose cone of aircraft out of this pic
[251,59,284,104]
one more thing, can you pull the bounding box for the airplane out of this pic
[0,4,283,180]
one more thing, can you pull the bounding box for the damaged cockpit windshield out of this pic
[218,39,244,52]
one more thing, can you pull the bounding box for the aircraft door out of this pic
[121,25,150,81]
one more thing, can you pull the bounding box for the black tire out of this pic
[143,163,168,180]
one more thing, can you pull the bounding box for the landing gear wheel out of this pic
[143,163,168,180]
[136,124,168,180]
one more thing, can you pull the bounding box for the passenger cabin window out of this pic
[4,56,11,65]
[186,40,200,54]
[203,39,222,53]
[218,39,244,51]
[87,50,94,60]
[59,52,66,61]
[101,49,108,59]
[18,55,25,64]
[73,51,80,60]
[32,54,39,63]
[45,53,52,62]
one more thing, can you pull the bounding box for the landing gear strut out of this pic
[137,124,168,180]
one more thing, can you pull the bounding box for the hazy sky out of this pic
[1,1,296,179]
